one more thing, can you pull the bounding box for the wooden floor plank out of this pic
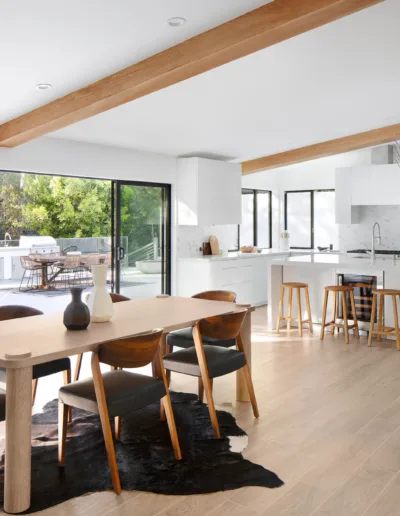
[3,306,400,515]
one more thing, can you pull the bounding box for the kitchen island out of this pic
[177,249,321,305]
[268,254,400,332]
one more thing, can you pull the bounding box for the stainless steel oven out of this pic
[336,269,384,332]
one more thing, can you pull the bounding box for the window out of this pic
[239,189,272,249]
[284,190,337,249]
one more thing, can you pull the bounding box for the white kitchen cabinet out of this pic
[351,167,371,206]
[336,165,400,224]
[177,157,241,226]
[335,168,360,224]
[177,256,270,305]
[11,256,24,280]
[0,258,4,280]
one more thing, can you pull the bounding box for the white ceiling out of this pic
[3,0,400,163]
[0,0,272,124]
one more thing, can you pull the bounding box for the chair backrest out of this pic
[197,309,247,340]
[0,305,43,322]
[20,256,40,270]
[84,253,101,266]
[109,293,130,303]
[62,245,78,255]
[192,290,237,303]
[63,255,81,268]
[97,329,164,368]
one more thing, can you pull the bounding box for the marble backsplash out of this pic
[339,206,400,250]
[177,225,239,257]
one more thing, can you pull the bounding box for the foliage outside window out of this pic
[0,171,165,257]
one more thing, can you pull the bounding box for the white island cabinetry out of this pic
[268,254,400,333]
[177,251,291,305]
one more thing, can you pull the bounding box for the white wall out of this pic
[0,137,179,291]
[242,148,385,249]
[0,137,177,183]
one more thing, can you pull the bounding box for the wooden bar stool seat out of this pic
[320,285,360,344]
[368,289,400,350]
[276,282,313,336]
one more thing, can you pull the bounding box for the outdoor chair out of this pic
[19,256,42,291]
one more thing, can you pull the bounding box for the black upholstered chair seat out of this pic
[166,327,236,349]
[33,358,71,379]
[59,370,166,418]
[0,389,5,422]
[163,345,246,379]
[0,357,71,382]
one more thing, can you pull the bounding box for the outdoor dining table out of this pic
[28,253,108,290]
[0,296,254,513]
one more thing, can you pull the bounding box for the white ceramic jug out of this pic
[87,264,114,322]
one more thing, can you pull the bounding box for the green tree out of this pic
[0,172,163,261]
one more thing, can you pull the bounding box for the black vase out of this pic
[63,287,90,330]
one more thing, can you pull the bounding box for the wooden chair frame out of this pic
[74,293,131,381]
[191,309,259,439]
[165,290,237,386]
[59,329,182,494]
[0,305,71,417]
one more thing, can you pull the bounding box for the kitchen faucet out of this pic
[371,222,381,261]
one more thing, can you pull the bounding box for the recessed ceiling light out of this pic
[36,83,52,91]
[168,17,186,27]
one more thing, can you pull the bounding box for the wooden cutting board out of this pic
[209,235,220,255]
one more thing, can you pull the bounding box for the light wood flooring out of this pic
[7,305,400,516]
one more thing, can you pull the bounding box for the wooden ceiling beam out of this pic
[241,123,400,174]
[0,0,384,147]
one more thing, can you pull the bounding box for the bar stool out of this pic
[368,289,400,350]
[276,283,313,336]
[320,286,359,344]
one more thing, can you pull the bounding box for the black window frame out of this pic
[235,188,272,250]
[284,189,335,250]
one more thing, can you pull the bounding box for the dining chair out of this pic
[19,256,42,291]
[81,253,102,287]
[74,293,130,381]
[53,255,84,290]
[163,309,259,439]
[0,306,72,410]
[58,328,182,494]
[165,290,237,391]
[0,390,5,422]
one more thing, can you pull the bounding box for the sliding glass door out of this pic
[114,182,171,298]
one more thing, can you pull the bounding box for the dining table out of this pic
[28,253,108,290]
[0,295,254,513]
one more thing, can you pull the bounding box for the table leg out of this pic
[152,333,167,378]
[41,264,47,289]
[237,308,252,402]
[5,366,33,514]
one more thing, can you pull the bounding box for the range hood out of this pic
[335,158,400,224]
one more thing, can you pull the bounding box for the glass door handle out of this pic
[117,247,125,260]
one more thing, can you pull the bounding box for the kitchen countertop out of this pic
[269,253,400,272]
[178,249,335,262]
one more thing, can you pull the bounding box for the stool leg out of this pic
[368,293,377,347]
[305,287,313,334]
[276,285,284,334]
[349,290,360,339]
[392,295,400,351]
[320,290,328,340]
[331,291,337,336]
[342,292,350,344]
[287,287,293,331]
[296,288,303,337]
[377,294,384,343]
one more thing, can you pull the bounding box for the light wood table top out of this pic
[0,296,242,368]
